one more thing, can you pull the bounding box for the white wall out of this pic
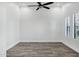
[6,3,20,50]
[0,3,6,57]
[61,3,79,53]
[20,7,64,42]
[20,9,50,42]
[0,3,20,56]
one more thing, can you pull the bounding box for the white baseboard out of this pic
[7,41,20,50]
[21,39,61,42]
[62,42,79,53]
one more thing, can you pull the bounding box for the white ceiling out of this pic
[13,2,70,8]
[11,2,79,15]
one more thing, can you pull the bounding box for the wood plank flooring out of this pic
[7,42,79,57]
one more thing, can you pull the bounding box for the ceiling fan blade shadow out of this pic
[43,2,54,5]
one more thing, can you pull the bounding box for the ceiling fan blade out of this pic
[43,6,50,9]
[37,2,42,5]
[43,2,54,5]
[36,7,40,10]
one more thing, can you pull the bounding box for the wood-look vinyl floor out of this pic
[7,42,79,57]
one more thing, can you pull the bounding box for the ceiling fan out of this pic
[28,2,54,10]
